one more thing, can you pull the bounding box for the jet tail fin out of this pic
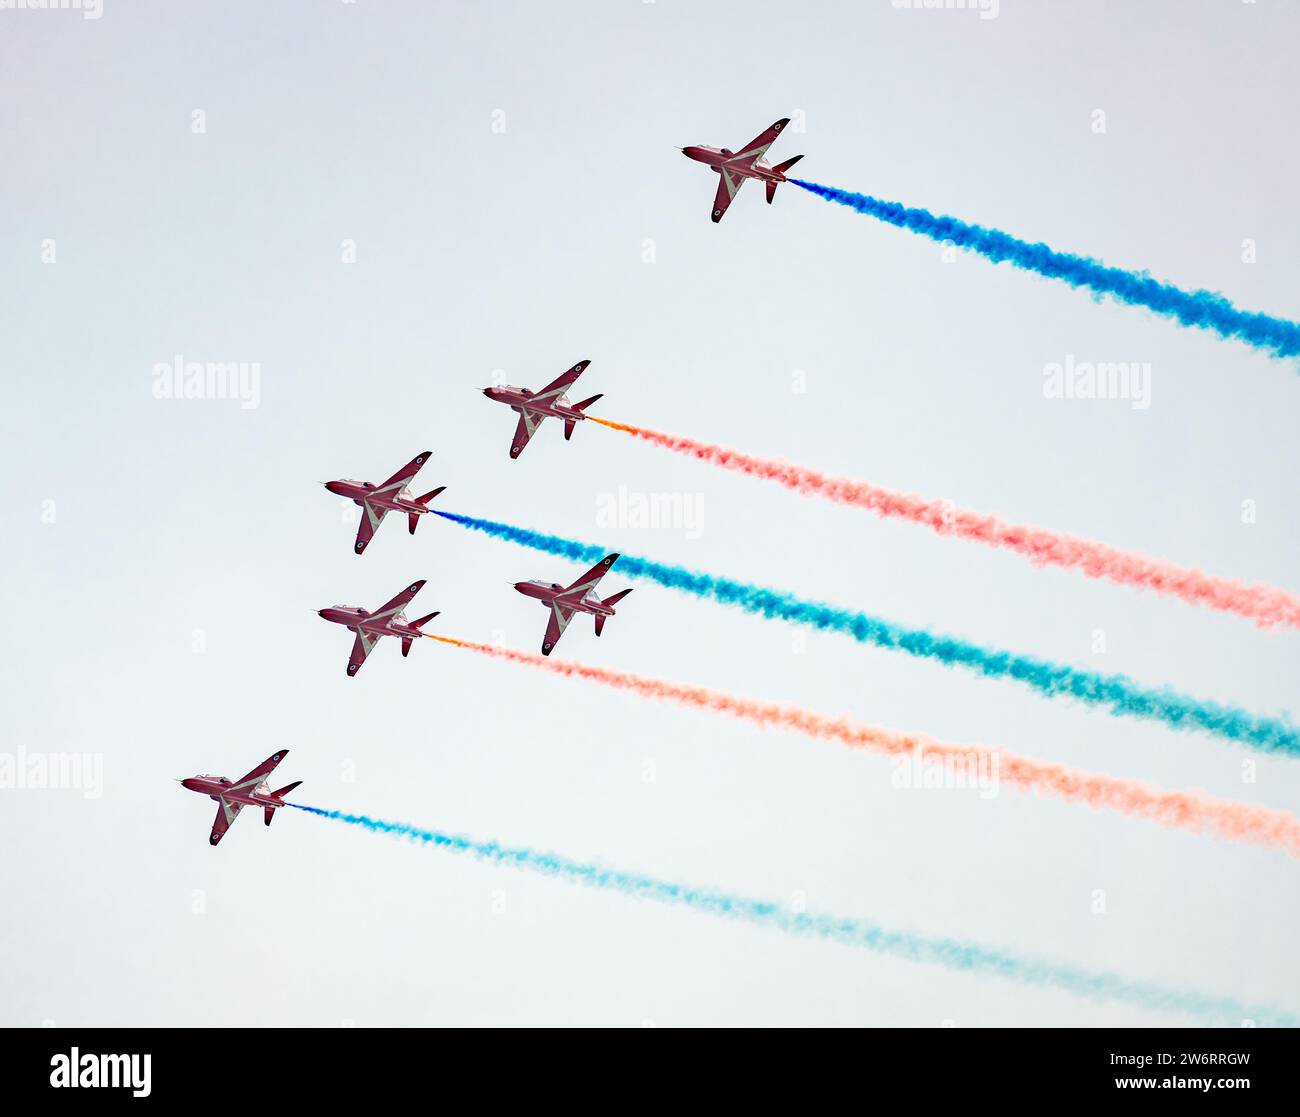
[769,156,802,201]
[567,395,602,440]
[593,589,632,636]
[410,487,445,534]
[408,612,440,650]
[264,780,302,826]
[596,589,632,634]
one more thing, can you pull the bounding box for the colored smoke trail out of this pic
[424,634,1300,858]
[289,800,1296,1025]
[432,510,1299,756]
[589,416,1300,631]
[790,178,1300,361]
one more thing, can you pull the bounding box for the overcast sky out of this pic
[2,0,1297,1026]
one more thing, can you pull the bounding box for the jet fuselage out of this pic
[325,479,430,515]
[316,606,426,640]
[483,386,589,422]
[681,145,789,185]
[181,774,283,809]
[514,580,615,617]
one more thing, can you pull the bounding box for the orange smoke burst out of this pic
[429,632,1300,857]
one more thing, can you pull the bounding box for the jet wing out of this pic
[532,360,590,403]
[712,169,746,223]
[733,118,789,166]
[510,410,542,459]
[541,604,574,656]
[564,553,619,596]
[354,502,389,554]
[371,579,427,622]
[231,750,289,791]
[347,630,379,677]
[376,450,431,495]
[210,800,243,846]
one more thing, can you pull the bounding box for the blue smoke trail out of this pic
[790,178,1300,361]
[433,509,1297,756]
[290,802,1296,1025]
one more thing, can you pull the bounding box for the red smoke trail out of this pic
[588,417,1300,630]
[427,634,1300,857]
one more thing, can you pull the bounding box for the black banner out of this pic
[2,1026,1291,1102]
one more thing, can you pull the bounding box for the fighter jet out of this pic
[482,360,602,459]
[324,450,446,554]
[318,579,439,676]
[180,750,301,847]
[515,553,632,656]
[680,117,803,223]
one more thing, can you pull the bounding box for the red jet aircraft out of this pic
[482,360,602,459]
[180,750,301,847]
[324,450,446,554]
[680,117,803,223]
[318,579,439,676]
[515,553,632,656]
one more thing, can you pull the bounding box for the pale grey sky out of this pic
[1,0,1297,1026]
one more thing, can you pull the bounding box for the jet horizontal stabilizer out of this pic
[603,588,633,609]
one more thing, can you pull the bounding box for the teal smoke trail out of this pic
[791,178,1300,361]
[289,802,1295,1025]
[432,510,1297,756]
